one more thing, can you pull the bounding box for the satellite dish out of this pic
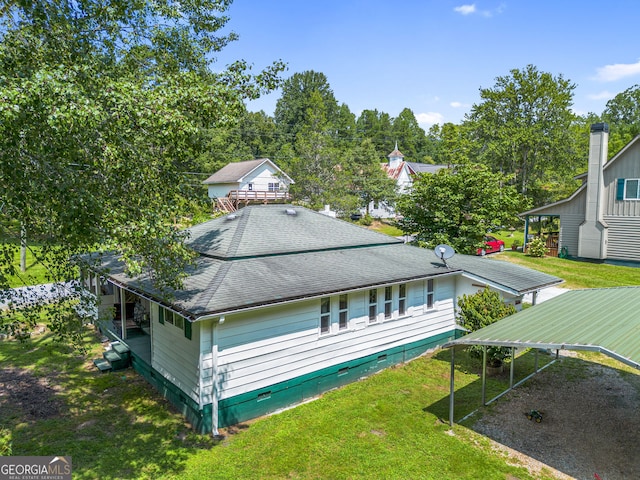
[434,244,455,260]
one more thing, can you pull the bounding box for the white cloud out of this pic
[593,59,640,82]
[454,4,476,15]
[587,90,614,101]
[450,101,471,109]
[454,3,505,17]
[415,112,445,127]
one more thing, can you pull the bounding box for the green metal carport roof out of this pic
[444,286,640,369]
[443,286,640,425]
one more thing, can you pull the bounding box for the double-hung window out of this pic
[399,284,407,316]
[426,279,434,309]
[625,179,640,199]
[338,294,348,330]
[268,182,280,192]
[384,286,393,319]
[320,297,331,334]
[368,289,378,323]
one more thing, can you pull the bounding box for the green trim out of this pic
[158,307,164,324]
[184,320,192,340]
[616,178,625,201]
[215,330,456,428]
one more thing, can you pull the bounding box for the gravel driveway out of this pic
[471,352,640,479]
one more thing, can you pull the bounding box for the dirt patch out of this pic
[471,353,640,479]
[0,367,61,420]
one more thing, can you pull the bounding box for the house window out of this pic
[384,286,392,319]
[268,182,279,192]
[248,183,253,191]
[320,297,331,334]
[368,289,377,323]
[165,308,174,325]
[338,294,348,330]
[426,279,434,309]
[399,283,406,316]
[625,179,640,199]
[174,314,184,330]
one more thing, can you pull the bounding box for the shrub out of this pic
[457,286,516,366]
[528,237,548,257]
[0,427,12,456]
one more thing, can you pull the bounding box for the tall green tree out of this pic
[397,164,528,254]
[0,0,284,342]
[391,108,428,161]
[464,65,580,205]
[349,139,398,214]
[274,70,339,140]
[356,109,394,156]
[601,85,640,155]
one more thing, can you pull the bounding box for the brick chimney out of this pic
[578,123,609,259]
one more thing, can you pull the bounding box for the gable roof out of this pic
[87,205,562,321]
[444,286,640,369]
[202,159,292,185]
[388,147,404,158]
[382,161,410,180]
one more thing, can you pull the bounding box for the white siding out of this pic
[206,278,457,400]
[242,164,285,191]
[151,303,201,404]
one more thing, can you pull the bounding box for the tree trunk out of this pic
[20,223,27,272]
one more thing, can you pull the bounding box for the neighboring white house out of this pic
[522,123,640,264]
[80,205,562,435]
[203,158,293,212]
[367,145,448,219]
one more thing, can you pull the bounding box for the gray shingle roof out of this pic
[406,162,448,175]
[186,205,402,258]
[88,205,562,321]
[447,254,563,294]
[202,159,274,184]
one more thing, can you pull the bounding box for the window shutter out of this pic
[184,320,192,340]
[616,178,625,200]
[158,307,164,324]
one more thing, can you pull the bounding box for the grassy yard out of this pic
[1,326,563,480]
[1,244,50,287]
[493,251,640,289]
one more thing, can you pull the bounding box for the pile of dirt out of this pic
[0,367,61,420]
[471,353,640,479]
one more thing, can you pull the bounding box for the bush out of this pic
[0,427,12,456]
[527,237,548,257]
[457,286,516,366]
[358,214,373,226]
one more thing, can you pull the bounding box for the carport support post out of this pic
[509,347,515,387]
[449,347,455,426]
[481,346,487,405]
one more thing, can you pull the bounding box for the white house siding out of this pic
[151,303,201,405]
[204,277,456,402]
[207,183,239,199]
[241,164,284,191]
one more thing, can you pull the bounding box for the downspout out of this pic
[211,316,223,437]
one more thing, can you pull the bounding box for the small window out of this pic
[338,294,348,330]
[384,286,392,319]
[165,308,174,325]
[368,289,377,323]
[174,314,184,330]
[268,182,279,192]
[625,179,640,200]
[320,297,331,334]
[426,279,434,309]
[248,183,253,191]
[399,283,406,315]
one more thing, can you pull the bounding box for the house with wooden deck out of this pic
[80,205,561,435]
[367,144,447,218]
[522,123,640,263]
[203,158,293,212]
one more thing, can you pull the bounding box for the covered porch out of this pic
[523,214,562,257]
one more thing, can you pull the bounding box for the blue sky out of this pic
[215,1,640,129]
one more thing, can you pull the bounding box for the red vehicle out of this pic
[477,235,505,256]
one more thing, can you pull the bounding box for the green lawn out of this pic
[1,244,50,287]
[1,327,562,480]
[493,251,640,289]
